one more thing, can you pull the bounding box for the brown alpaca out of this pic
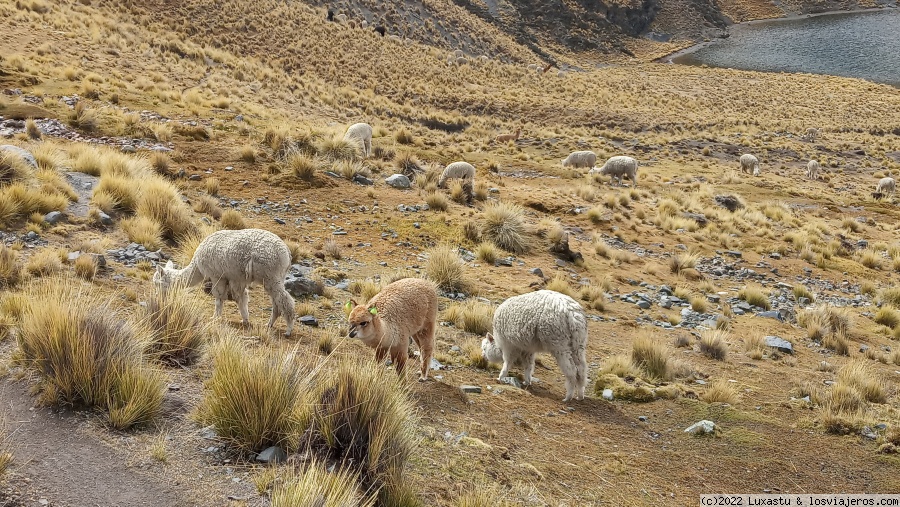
[496,128,521,143]
[346,278,438,381]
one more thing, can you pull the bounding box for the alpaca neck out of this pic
[171,262,204,289]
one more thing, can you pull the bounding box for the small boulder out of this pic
[684,420,718,435]
[459,385,482,394]
[0,145,37,168]
[44,211,64,225]
[384,174,411,189]
[601,388,614,401]
[764,335,793,354]
[256,446,287,464]
[299,315,318,327]
[352,174,373,186]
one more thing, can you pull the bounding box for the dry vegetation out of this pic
[0,0,899,504]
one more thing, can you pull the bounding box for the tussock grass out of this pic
[601,354,641,378]
[199,337,307,452]
[0,420,11,477]
[239,145,258,163]
[699,329,728,360]
[285,152,321,180]
[792,285,815,303]
[394,128,414,145]
[877,288,900,308]
[349,278,383,303]
[73,254,97,281]
[481,201,530,254]
[738,285,770,310]
[475,242,500,264]
[462,338,489,369]
[94,174,139,212]
[690,295,708,313]
[17,281,164,429]
[798,305,852,355]
[220,209,247,230]
[0,244,22,288]
[144,289,209,366]
[443,300,493,335]
[702,380,739,404]
[25,247,63,277]
[323,239,342,260]
[837,361,886,404]
[271,462,376,507]
[545,275,576,299]
[0,151,33,185]
[306,358,416,493]
[136,180,197,241]
[631,333,672,381]
[69,102,97,132]
[204,177,220,196]
[425,244,467,292]
[425,191,449,212]
[121,216,164,250]
[286,241,310,264]
[874,306,900,329]
[193,195,223,219]
[148,152,173,178]
[318,136,358,161]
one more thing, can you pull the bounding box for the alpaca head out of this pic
[481,333,503,363]
[153,260,177,294]
[346,299,381,342]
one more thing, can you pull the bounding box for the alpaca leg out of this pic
[374,347,388,365]
[522,353,536,386]
[265,281,295,336]
[235,287,250,326]
[413,320,436,381]
[210,280,228,318]
[497,349,513,381]
[553,351,579,402]
[364,139,371,157]
[574,348,588,400]
[391,346,407,376]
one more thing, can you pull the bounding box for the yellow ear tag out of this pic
[369,307,378,315]
[344,301,353,311]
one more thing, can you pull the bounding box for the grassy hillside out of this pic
[1,0,900,506]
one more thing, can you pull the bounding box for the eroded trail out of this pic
[0,379,184,507]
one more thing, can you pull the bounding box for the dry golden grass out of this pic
[144,289,209,366]
[425,191,449,212]
[545,275,576,299]
[738,285,770,310]
[425,243,467,292]
[220,209,247,230]
[121,216,164,250]
[271,462,376,507]
[323,239,342,260]
[481,201,529,254]
[874,306,900,329]
[285,152,321,181]
[699,329,728,360]
[0,150,33,185]
[0,244,22,289]
[73,254,97,281]
[631,333,672,381]
[443,300,493,335]
[702,380,739,404]
[17,281,164,429]
[836,361,886,404]
[25,247,63,277]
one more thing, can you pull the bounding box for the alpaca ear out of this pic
[368,305,378,316]
[165,260,174,270]
[486,333,494,343]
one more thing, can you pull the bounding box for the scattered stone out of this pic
[299,315,318,327]
[601,388,614,401]
[430,358,445,370]
[530,268,544,278]
[798,297,811,307]
[764,336,794,354]
[121,144,136,153]
[638,416,649,422]
[97,211,113,225]
[682,212,708,227]
[284,274,324,297]
[43,211,64,225]
[500,376,523,389]
[67,251,81,262]
[352,174,373,186]
[385,174,411,189]
[684,420,717,435]
[724,250,742,258]
[549,232,583,264]
[636,300,651,310]
[714,195,743,212]
[256,446,287,464]
[460,385,482,394]
[274,218,286,225]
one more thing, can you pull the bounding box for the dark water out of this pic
[672,9,900,87]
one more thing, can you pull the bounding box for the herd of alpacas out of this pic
[152,121,851,402]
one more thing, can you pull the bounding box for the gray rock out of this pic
[638,416,648,422]
[0,145,37,168]
[284,275,323,297]
[459,385,482,394]
[707,295,720,303]
[764,336,793,354]
[352,174,373,186]
[530,268,544,278]
[724,250,742,258]
[601,388,614,401]
[659,285,673,296]
[684,420,717,435]
[430,358,445,370]
[67,251,81,262]
[299,315,318,327]
[798,297,811,306]
[636,300,651,310]
[385,174,411,189]
[495,258,513,267]
[121,144,136,154]
[500,376,523,389]
[756,310,783,321]
[256,446,287,464]
[43,211,64,225]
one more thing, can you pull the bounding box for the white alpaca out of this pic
[806,160,820,180]
[876,177,895,197]
[343,123,373,158]
[437,161,475,188]
[561,150,597,169]
[589,155,639,187]
[482,290,588,402]
[740,154,760,176]
[153,229,296,336]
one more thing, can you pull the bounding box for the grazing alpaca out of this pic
[346,278,438,381]
[496,128,521,143]
[153,229,296,336]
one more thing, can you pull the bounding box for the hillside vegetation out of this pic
[0,0,899,506]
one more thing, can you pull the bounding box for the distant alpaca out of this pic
[346,278,438,381]
[374,25,386,37]
[739,154,760,176]
[326,9,334,21]
[153,229,296,336]
[496,128,521,143]
[343,122,373,157]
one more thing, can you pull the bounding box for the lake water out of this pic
[671,9,900,87]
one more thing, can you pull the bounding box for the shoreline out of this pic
[653,4,897,63]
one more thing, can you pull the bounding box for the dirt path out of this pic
[0,379,186,507]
